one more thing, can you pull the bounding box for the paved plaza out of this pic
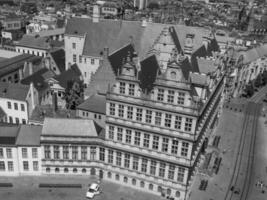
[0,175,163,200]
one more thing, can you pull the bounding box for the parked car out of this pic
[86,183,100,199]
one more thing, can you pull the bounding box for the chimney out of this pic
[103,47,109,59]
[92,4,100,23]
[29,62,33,75]
[30,82,35,111]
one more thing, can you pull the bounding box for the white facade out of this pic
[64,35,101,86]
[15,46,47,57]
[0,98,28,124]
[17,146,42,175]
[0,147,19,176]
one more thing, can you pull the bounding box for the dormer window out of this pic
[170,71,176,79]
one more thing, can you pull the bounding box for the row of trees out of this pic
[243,70,267,97]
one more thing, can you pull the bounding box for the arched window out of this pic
[64,168,68,173]
[170,71,176,79]
[82,168,86,173]
[55,168,59,173]
[132,179,136,185]
[115,174,120,180]
[46,167,50,173]
[123,176,128,183]
[149,184,153,190]
[140,181,145,188]
[73,168,77,173]
[175,191,181,197]
[107,172,112,178]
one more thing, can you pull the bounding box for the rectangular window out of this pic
[22,119,26,124]
[124,153,130,168]
[31,148,37,159]
[7,101,11,109]
[157,89,164,101]
[84,58,87,63]
[177,92,185,105]
[9,117,13,124]
[99,148,105,162]
[181,142,189,157]
[21,104,25,111]
[8,161,13,171]
[72,43,76,49]
[141,158,148,173]
[126,129,132,144]
[72,146,78,160]
[136,108,143,122]
[127,106,133,120]
[116,151,121,166]
[44,146,50,159]
[118,104,124,118]
[185,118,193,132]
[165,114,172,128]
[152,135,159,150]
[109,103,115,116]
[145,110,152,123]
[108,126,114,140]
[177,167,185,182]
[0,161,5,171]
[119,82,126,94]
[91,58,95,65]
[108,149,113,164]
[132,156,139,171]
[143,133,150,148]
[159,162,166,178]
[117,127,123,141]
[6,148,12,158]
[150,160,157,175]
[168,164,175,180]
[81,146,87,160]
[0,148,3,158]
[155,112,162,126]
[63,146,69,159]
[171,140,179,154]
[33,161,38,171]
[134,131,141,146]
[15,118,19,124]
[53,146,59,159]
[128,84,135,96]
[79,55,82,63]
[73,54,76,62]
[162,137,169,153]
[167,90,174,103]
[90,146,96,160]
[175,116,182,130]
[23,161,29,171]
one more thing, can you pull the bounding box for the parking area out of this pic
[0,175,163,200]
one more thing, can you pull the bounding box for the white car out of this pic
[86,183,100,199]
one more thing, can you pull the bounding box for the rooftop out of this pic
[0,82,30,101]
[0,123,19,145]
[42,118,103,137]
[238,44,267,64]
[77,93,106,114]
[16,35,51,50]
[49,48,65,73]
[28,28,65,38]
[16,125,42,146]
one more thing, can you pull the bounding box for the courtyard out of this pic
[0,175,164,200]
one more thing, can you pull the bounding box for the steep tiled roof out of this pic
[50,48,65,73]
[77,93,106,114]
[54,64,81,88]
[197,58,217,74]
[0,124,19,145]
[42,118,102,137]
[139,55,160,92]
[84,58,116,97]
[0,82,30,101]
[190,73,208,86]
[16,35,51,50]
[238,44,267,64]
[21,68,51,92]
[108,43,135,75]
[16,125,42,146]
[180,57,192,80]
[191,45,208,73]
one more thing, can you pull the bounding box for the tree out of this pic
[64,80,84,110]
[254,73,262,88]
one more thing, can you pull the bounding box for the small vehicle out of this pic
[86,183,100,199]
